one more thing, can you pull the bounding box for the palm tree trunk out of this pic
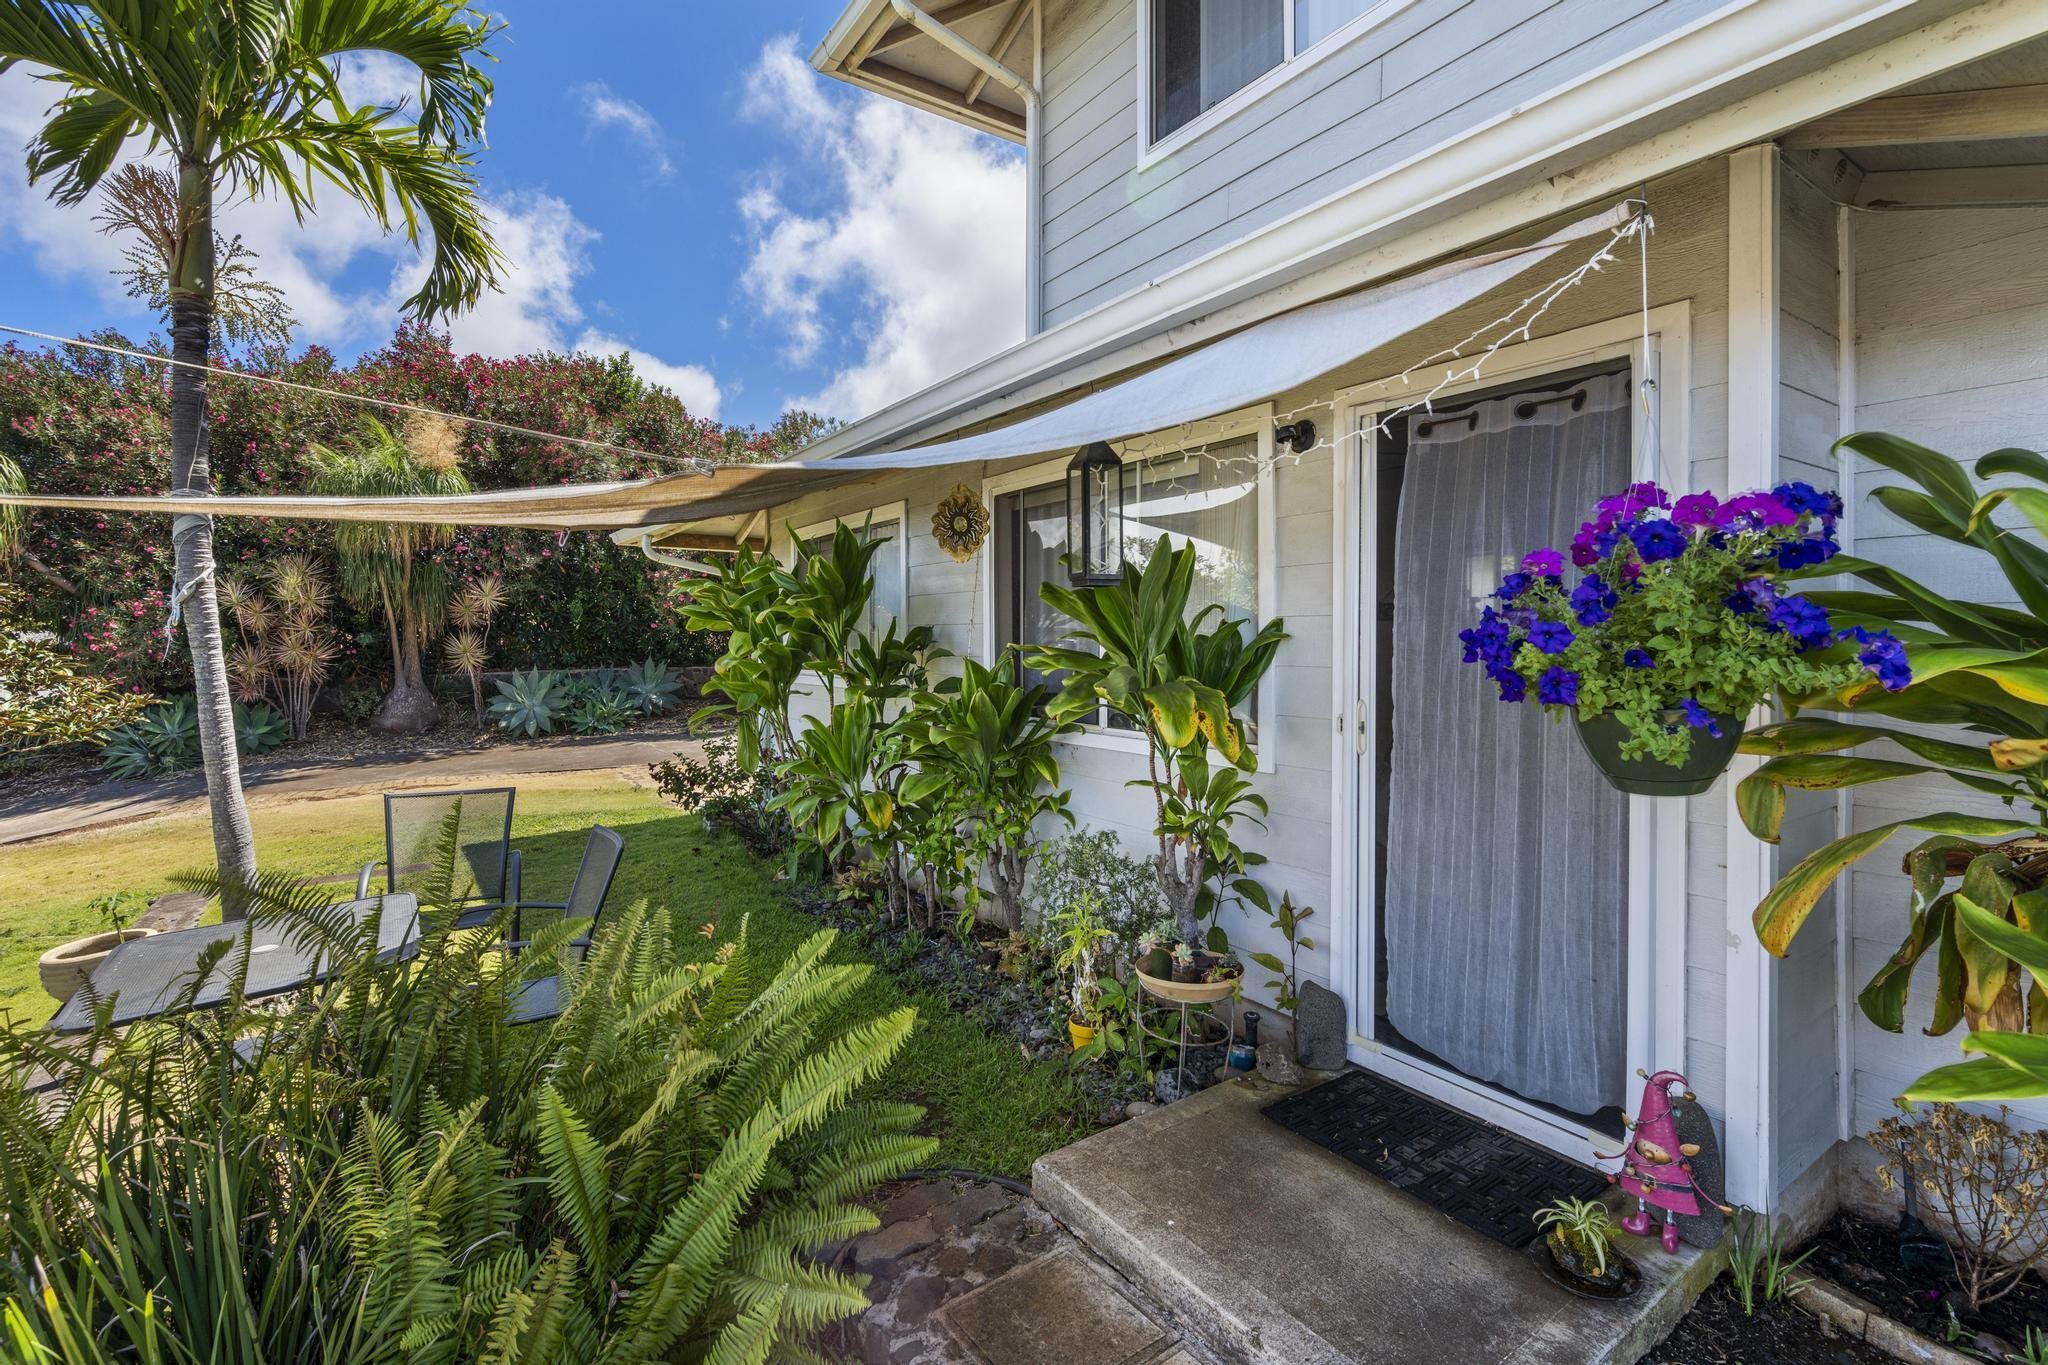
[171,166,258,916]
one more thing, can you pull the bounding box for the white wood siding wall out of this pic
[1771,162,1847,1195]
[1843,205,2048,1140]
[1033,0,1725,329]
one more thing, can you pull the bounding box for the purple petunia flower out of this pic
[1672,491,1721,528]
[1570,538,1602,568]
[1844,626,1912,692]
[1570,576,1618,626]
[1522,548,1564,578]
[1716,493,1799,532]
[1489,662,1527,702]
[1495,571,1535,602]
[1624,648,1655,669]
[1536,666,1580,706]
[1530,620,1575,654]
[1599,482,1671,519]
[1680,699,1723,737]
[1459,608,1514,666]
[1765,593,1833,650]
[1628,518,1689,563]
[1772,480,1842,524]
[1775,532,1839,571]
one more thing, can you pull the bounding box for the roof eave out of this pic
[810,0,1027,144]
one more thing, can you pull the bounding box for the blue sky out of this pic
[0,4,1027,431]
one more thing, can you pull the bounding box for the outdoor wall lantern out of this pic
[1065,440,1125,586]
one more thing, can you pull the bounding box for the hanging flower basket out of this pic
[1459,480,1913,798]
[1575,709,1741,796]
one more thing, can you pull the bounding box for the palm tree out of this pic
[311,416,467,733]
[0,2,503,906]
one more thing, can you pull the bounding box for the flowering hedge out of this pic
[1460,480,1911,765]
[1,326,810,697]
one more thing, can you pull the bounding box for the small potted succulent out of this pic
[1460,480,1911,795]
[1137,940,1242,1004]
[1533,1197,1633,1295]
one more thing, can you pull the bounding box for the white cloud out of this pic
[574,82,673,178]
[575,329,722,419]
[737,36,1025,422]
[0,67,720,419]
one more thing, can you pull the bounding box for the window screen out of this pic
[1151,0,1283,142]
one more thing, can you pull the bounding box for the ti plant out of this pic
[1247,892,1315,1015]
[1030,539,1288,946]
[769,698,922,921]
[1738,435,2048,1104]
[902,653,1077,933]
[679,545,806,770]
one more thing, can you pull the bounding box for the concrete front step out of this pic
[1034,1076,1725,1365]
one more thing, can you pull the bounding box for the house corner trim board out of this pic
[1722,142,1782,1211]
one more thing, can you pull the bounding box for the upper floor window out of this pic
[1148,0,1388,145]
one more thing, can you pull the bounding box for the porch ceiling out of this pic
[812,0,1032,144]
[1786,34,2048,208]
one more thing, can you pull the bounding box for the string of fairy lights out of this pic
[0,201,1652,506]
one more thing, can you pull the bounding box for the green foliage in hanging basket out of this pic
[1461,478,1908,767]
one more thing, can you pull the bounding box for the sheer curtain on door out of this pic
[1381,372,1631,1118]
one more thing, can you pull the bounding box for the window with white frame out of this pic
[991,434,1262,735]
[1148,0,1390,144]
[794,503,908,640]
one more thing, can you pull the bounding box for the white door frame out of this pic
[1326,304,1694,1164]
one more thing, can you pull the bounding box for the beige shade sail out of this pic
[0,202,1635,533]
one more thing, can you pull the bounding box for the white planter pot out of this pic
[39,927,156,1003]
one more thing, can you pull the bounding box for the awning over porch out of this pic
[0,202,1636,534]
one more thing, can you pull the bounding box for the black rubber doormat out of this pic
[1262,1068,1606,1249]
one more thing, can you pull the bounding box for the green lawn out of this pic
[0,774,1094,1176]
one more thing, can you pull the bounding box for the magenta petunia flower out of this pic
[1522,548,1564,577]
[1672,491,1720,528]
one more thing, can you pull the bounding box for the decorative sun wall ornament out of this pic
[932,484,989,562]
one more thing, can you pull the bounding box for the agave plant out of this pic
[1739,434,2048,1103]
[99,696,201,777]
[232,700,289,758]
[568,681,638,736]
[619,658,682,714]
[1028,539,1289,945]
[489,668,571,737]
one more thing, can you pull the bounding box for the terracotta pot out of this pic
[1068,1020,1097,1051]
[39,927,156,1003]
[1574,709,1742,797]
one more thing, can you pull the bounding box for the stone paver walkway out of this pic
[0,727,703,846]
[828,1175,1212,1365]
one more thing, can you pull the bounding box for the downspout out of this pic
[632,534,719,576]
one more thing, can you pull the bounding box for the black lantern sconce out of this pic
[1065,440,1125,586]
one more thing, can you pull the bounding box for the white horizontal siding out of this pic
[1034,0,1722,327]
[1845,205,2048,1136]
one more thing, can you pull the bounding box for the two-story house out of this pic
[630,0,2048,1237]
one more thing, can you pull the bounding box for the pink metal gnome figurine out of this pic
[1605,1070,1726,1253]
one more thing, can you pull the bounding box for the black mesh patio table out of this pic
[46,893,420,1034]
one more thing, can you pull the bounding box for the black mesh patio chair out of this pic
[505,825,625,1026]
[356,788,520,930]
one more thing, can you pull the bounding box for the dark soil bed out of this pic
[790,887,1146,1127]
[1646,1275,1895,1365]
[1807,1211,2048,1350]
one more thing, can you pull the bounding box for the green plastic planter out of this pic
[1574,709,1742,797]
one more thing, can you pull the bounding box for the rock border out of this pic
[1789,1274,1979,1365]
